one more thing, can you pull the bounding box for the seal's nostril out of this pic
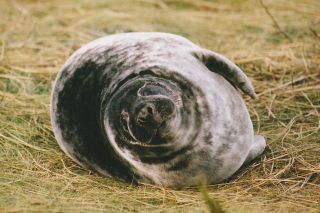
[146,106,153,114]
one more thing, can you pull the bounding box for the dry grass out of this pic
[0,0,319,212]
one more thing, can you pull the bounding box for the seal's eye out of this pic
[138,83,171,97]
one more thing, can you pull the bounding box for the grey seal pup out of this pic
[50,32,266,187]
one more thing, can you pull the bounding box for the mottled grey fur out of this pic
[50,32,266,187]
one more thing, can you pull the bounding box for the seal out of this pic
[50,32,266,187]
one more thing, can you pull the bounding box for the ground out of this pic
[0,0,319,212]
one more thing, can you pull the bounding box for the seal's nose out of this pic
[136,82,176,126]
[136,98,175,128]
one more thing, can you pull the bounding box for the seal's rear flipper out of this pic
[243,135,266,165]
[194,49,256,99]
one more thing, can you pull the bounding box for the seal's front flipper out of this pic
[193,49,256,99]
[243,135,266,165]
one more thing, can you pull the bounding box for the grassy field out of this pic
[0,0,319,212]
